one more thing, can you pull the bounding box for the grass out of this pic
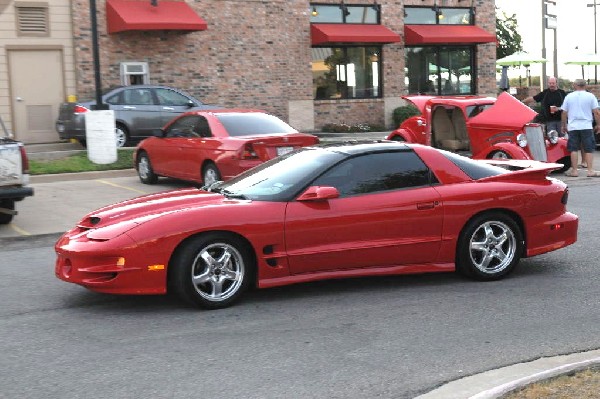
[502,367,600,399]
[29,149,135,175]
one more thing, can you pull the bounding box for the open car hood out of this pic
[468,92,537,130]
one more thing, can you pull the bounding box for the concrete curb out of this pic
[30,168,137,183]
[415,349,600,399]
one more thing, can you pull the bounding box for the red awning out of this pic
[404,25,496,45]
[106,0,207,34]
[311,24,401,45]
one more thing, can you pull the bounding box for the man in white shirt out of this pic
[560,79,600,177]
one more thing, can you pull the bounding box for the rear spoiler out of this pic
[478,160,563,182]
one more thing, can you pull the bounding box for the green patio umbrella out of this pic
[564,54,600,83]
[496,51,547,87]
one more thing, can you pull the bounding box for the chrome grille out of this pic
[525,125,547,162]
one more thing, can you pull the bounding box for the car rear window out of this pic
[215,113,297,136]
[441,150,509,180]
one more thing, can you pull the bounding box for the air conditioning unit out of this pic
[120,62,149,86]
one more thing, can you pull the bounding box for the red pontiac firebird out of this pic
[134,109,319,186]
[387,92,570,170]
[55,142,578,309]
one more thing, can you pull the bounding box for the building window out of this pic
[15,2,49,37]
[120,62,149,85]
[406,46,473,95]
[404,6,472,25]
[312,47,381,100]
[310,4,379,24]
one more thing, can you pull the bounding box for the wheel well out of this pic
[456,209,526,257]
[166,230,258,291]
[115,121,129,133]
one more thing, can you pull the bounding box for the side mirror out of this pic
[297,186,340,201]
[151,128,164,137]
[186,100,195,108]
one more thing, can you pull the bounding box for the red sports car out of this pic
[55,142,578,309]
[134,109,319,186]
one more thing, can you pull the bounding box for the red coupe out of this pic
[55,142,578,309]
[134,109,319,186]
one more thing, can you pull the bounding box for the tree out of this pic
[496,11,523,59]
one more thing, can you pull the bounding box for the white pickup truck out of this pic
[0,116,33,224]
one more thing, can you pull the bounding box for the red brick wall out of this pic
[70,0,497,129]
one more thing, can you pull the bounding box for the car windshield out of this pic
[214,148,344,201]
[215,113,298,136]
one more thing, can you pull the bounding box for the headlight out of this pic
[547,129,559,144]
[516,133,528,147]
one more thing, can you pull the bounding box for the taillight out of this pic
[73,105,89,114]
[19,145,29,174]
[242,144,259,159]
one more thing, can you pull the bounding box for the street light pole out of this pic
[588,2,598,84]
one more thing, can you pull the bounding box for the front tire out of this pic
[456,213,523,281]
[136,152,158,184]
[390,135,406,142]
[169,233,254,309]
[0,199,15,224]
[489,150,511,160]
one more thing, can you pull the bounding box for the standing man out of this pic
[561,79,600,177]
[523,76,567,134]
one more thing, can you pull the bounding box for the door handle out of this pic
[162,107,175,111]
[417,201,438,210]
[123,106,136,110]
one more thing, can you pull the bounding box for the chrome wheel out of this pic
[136,152,158,184]
[468,220,516,275]
[115,126,128,147]
[191,242,245,302]
[138,156,151,179]
[456,213,522,280]
[203,164,221,187]
[490,151,510,160]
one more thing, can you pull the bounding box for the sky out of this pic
[495,0,599,82]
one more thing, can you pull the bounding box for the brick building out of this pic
[1,0,497,143]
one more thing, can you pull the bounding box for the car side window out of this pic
[123,88,154,105]
[155,88,194,106]
[195,117,212,137]
[313,150,435,197]
[165,116,201,138]
[105,92,122,105]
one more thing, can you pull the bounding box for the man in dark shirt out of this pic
[523,76,567,134]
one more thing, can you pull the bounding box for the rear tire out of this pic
[136,152,158,184]
[202,163,221,186]
[0,199,15,225]
[115,124,129,148]
[489,150,511,160]
[169,233,254,309]
[456,212,523,281]
[390,135,406,142]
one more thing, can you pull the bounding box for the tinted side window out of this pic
[155,88,194,106]
[313,151,436,197]
[196,117,212,137]
[442,150,509,180]
[165,116,201,138]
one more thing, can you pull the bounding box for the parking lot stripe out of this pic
[96,179,147,194]
[10,223,31,236]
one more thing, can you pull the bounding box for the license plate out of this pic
[276,146,293,156]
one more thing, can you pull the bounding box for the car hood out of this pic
[76,188,230,232]
[468,92,537,130]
